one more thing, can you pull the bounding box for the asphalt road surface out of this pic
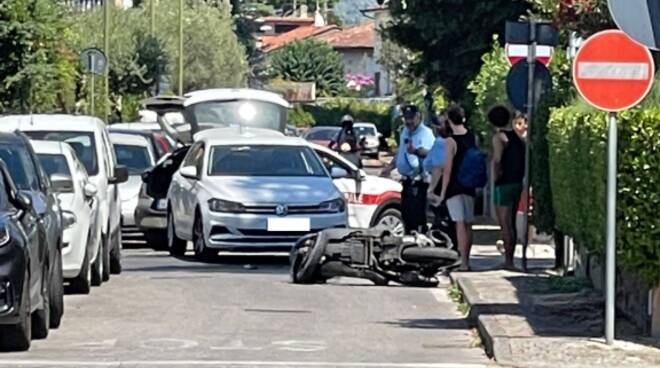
[0,247,490,368]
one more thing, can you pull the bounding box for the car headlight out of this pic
[208,198,245,213]
[153,199,168,211]
[62,211,77,228]
[319,198,346,213]
[0,225,9,247]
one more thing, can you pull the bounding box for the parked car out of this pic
[0,115,129,281]
[33,141,103,293]
[0,132,64,330]
[311,143,404,236]
[135,147,189,249]
[166,128,347,260]
[353,122,381,158]
[110,133,156,241]
[109,123,174,159]
[302,126,341,147]
[0,160,51,351]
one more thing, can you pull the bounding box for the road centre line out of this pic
[0,360,488,368]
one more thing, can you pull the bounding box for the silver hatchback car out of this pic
[166,128,347,260]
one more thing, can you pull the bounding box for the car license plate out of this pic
[267,218,310,232]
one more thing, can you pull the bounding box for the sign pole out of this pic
[89,53,95,117]
[605,111,618,345]
[522,20,537,272]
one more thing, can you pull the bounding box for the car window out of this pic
[0,144,40,191]
[316,149,354,174]
[354,126,376,137]
[113,144,153,174]
[24,131,98,175]
[208,145,326,177]
[182,143,203,169]
[0,173,11,211]
[37,154,72,177]
[189,100,286,133]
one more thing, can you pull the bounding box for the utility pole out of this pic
[293,0,297,16]
[103,0,110,122]
[178,0,184,96]
[150,0,155,34]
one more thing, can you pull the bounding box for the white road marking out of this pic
[72,339,117,350]
[139,338,199,350]
[272,340,327,352]
[578,62,650,80]
[0,360,488,367]
[210,339,264,351]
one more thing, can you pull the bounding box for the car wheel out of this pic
[110,231,122,275]
[32,264,50,340]
[167,211,187,257]
[193,213,216,262]
[101,234,110,282]
[91,241,103,287]
[374,208,405,237]
[145,230,168,251]
[49,248,64,329]
[0,270,31,351]
[69,248,91,294]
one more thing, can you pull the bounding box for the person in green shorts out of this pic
[489,106,526,270]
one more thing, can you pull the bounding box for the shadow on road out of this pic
[124,251,291,275]
[382,318,472,330]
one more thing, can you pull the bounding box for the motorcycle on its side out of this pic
[290,228,459,287]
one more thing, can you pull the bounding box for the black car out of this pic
[135,146,189,249]
[0,132,64,331]
[0,160,50,351]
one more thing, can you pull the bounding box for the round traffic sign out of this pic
[505,44,554,66]
[506,60,553,112]
[80,48,107,75]
[608,0,660,51]
[573,30,655,112]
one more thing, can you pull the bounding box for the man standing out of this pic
[438,105,478,271]
[381,104,435,234]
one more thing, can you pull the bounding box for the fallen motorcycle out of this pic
[290,228,459,287]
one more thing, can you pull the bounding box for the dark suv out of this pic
[0,132,64,331]
[0,160,51,351]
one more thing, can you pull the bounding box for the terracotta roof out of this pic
[318,22,375,49]
[262,16,315,25]
[261,25,340,53]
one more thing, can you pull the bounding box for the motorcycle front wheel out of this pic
[290,235,326,284]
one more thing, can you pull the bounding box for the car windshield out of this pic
[24,131,98,175]
[189,100,286,133]
[209,145,327,177]
[306,128,339,140]
[355,126,376,137]
[0,143,39,191]
[37,154,71,177]
[114,144,153,174]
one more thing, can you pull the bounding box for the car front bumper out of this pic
[203,210,347,251]
[0,243,27,324]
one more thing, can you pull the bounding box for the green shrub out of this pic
[289,104,315,127]
[548,107,660,285]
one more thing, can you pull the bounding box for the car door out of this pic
[101,129,121,235]
[177,143,204,236]
[315,149,363,227]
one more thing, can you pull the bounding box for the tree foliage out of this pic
[270,38,345,97]
[0,0,77,114]
[385,0,530,102]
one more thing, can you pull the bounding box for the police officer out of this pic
[381,104,435,234]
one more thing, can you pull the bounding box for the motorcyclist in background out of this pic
[330,115,366,168]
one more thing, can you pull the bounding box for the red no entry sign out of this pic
[506,44,554,66]
[573,30,655,112]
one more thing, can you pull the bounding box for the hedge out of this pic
[548,106,660,285]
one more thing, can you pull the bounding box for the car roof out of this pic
[109,132,151,147]
[0,114,104,133]
[195,127,308,147]
[354,122,376,127]
[309,126,340,131]
[110,122,161,131]
[183,88,290,108]
[30,140,69,155]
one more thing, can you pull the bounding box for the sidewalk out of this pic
[450,239,660,368]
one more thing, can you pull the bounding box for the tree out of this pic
[384,0,529,102]
[270,38,345,97]
[0,0,77,114]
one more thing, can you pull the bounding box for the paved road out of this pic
[0,248,490,368]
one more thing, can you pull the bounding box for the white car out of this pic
[353,122,381,158]
[311,144,404,236]
[166,128,347,260]
[33,141,103,293]
[0,115,129,280]
[110,133,156,232]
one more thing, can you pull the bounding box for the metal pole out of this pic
[150,0,155,34]
[90,75,96,117]
[605,112,618,345]
[103,0,110,122]
[522,20,536,272]
[178,0,184,96]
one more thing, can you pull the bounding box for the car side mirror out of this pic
[83,183,98,198]
[179,166,198,180]
[330,166,349,179]
[16,192,33,213]
[50,174,74,193]
[110,166,129,184]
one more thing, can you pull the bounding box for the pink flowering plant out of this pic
[345,73,375,97]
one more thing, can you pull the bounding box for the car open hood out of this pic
[201,176,340,206]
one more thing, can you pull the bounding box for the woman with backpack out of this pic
[438,105,488,271]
